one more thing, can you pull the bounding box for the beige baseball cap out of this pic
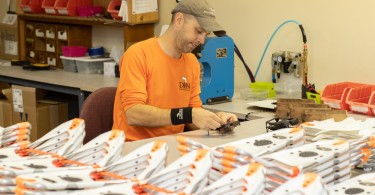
[171,0,226,36]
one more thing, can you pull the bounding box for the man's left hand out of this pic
[215,112,238,125]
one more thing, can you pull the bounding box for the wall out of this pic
[92,26,124,54]
[155,0,375,91]
[5,1,375,91]
[2,0,17,18]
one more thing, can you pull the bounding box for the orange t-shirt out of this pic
[112,37,203,141]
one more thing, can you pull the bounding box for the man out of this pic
[112,0,238,141]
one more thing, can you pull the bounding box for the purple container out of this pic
[62,46,88,57]
[77,6,103,17]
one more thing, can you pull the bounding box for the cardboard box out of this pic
[0,82,12,127]
[0,99,12,127]
[0,23,18,60]
[11,85,68,141]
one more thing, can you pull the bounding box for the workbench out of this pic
[0,65,118,111]
[122,109,275,165]
[122,98,370,169]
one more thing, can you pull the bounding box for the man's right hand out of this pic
[192,108,223,130]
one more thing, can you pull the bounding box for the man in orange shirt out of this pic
[113,0,238,141]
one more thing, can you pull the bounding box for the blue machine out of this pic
[198,36,235,104]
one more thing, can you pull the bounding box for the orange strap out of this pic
[90,170,128,181]
[136,183,187,195]
[69,118,84,130]
[52,157,88,167]
[15,148,53,157]
[90,170,183,195]
[303,172,318,188]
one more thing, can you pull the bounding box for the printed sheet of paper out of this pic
[5,40,18,55]
[2,14,17,25]
[12,89,23,113]
[132,0,158,14]
[119,0,128,22]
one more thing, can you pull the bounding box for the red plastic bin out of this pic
[55,0,92,16]
[62,46,88,57]
[20,0,44,13]
[321,82,365,110]
[42,0,57,14]
[368,92,375,116]
[346,85,375,115]
[107,0,122,20]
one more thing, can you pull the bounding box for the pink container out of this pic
[55,0,92,16]
[77,6,103,17]
[62,46,88,57]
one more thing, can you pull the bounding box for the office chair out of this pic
[79,87,117,143]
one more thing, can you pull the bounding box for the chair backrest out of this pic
[79,87,117,143]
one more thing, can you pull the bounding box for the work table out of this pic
[0,65,119,111]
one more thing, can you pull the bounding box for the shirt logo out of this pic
[179,76,190,91]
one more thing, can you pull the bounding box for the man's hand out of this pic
[192,108,222,130]
[216,111,238,124]
[192,108,238,130]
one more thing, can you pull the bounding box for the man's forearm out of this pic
[126,104,172,127]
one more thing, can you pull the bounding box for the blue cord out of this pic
[254,20,302,79]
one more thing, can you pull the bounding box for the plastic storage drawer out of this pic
[55,0,92,16]
[321,82,365,110]
[346,85,375,115]
[42,0,57,14]
[76,57,112,74]
[20,0,44,13]
[60,56,78,72]
[107,0,122,20]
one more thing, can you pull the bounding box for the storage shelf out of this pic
[18,13,158,26]
[16,0,157,62]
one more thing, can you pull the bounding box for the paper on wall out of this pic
[5,40,18,55]
[12,89,23,113]
[132,0,158,14]
[2,0,17,25]
[119,0,129,22]
[2,14,17,25]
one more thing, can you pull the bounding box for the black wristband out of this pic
[170,107,193,125]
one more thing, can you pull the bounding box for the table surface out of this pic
[0,66,119,92]
[122,112,275,165]
[122,97,372,166]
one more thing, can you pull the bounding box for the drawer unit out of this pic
[46,40,56,52]
[57,27,68,41]
[35,24,45,38]
[46,26,56,39]
[20,22,91,69]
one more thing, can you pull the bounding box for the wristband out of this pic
[170,107,193,125]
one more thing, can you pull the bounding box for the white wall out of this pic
[155,0,375,90]
[6,1,375,91]
[92,26,124,53]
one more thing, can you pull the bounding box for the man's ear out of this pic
[174,12,184,25]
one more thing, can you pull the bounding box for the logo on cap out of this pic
[203,8,215,16]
